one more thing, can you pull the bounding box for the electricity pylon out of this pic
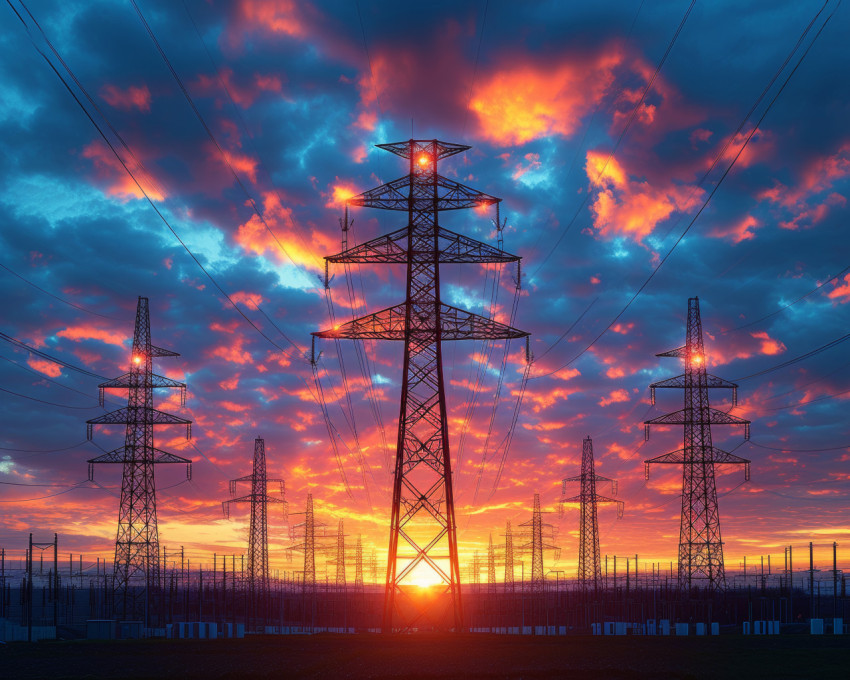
[222,437,287,622]
[314,139,528,631]
[86,296,191,623]
[504,520,515,591]
[519,493,558,593]
[644,296,751,592]
[561,436,623,590]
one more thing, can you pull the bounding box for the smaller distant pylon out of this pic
[560,436,623,591]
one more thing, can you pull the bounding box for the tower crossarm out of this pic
[313,303,528,341]
[650,373,739,405]
[563,473,614,483]
[98,372,186,390]
[150,345,179,358]
[87,446,191,482]
[644,408,750,439]
[326,225,520,264]
[87,446,190,465]
[350,174,500,211]
[644,447,751,480]
[657,346,686,358]
[376,139,471,159]
[86,407,192,440]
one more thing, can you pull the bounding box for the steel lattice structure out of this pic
[644,297,751,592]
[504,521,514,591]
[314,139,528,632]
[86,297,191,622]
[222,437,287,613]
[561,436,623,590]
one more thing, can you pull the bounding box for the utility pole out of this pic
[86,296,192,624]
[314,139,528,632]
[561,436,623,590]
[644,297,751,593]
[222,437,287,628]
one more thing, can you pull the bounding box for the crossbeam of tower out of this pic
[314,139,528,632]
[644,297,751,592]
[222,437,287,618]
[86,296,192,623]
[561,436,623,591]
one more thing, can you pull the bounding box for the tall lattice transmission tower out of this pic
[487,534,496,592]
[560,436,623,590]
[222,437,287,616]
[504,520,515,591]
[286,494,326,591]
[86,296,191,622]
[334,520,346,587]
[314,139,528,631]
[519,493,558,593]
[644,297,751,592]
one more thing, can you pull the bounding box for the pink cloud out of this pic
[100,84,151,112]
[584,151,703,243]
[599,388,630,407]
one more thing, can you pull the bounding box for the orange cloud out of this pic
[237,0,309,39]
[709,215,761,244]
[100,84,151,112]
[469,46,625,146]
[751,331,786,356]
[707,330,785,366]
[585,150,702,243]
[27,357,62,378]
[210,146,259,184]
[57,325,126,348]
[758,144,850,230]
[234,191,327,271]
[828,273,850,301]
[599,388,630,407]
[230,291,265,308]
[208,336,253,365]
[325,182,358,209]
[81,141,165,202]
[191,68,283,109]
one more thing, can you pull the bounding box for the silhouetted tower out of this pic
[304,493,316,590]
[335,520,346,587]
[487,534,496,592]
[354,534,364,590]
[504,521,514,591]
[561,436,623,590]
[644,297,751,592]
[222,437,287,605]
[530,494,543,591]
[314,139,528,631]
[86,296,191,623]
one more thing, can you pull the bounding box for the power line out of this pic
[717,263,850,335]
[0,260,119,320]
[734,331,850,382]
[10,0,363,493]
[530,3,837,380]
[0,385,100,410]
[531,0,696,277]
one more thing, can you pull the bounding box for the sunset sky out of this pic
[1,0,849,580]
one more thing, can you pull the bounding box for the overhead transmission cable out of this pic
[530,3,837,381]
[10,0,361,492]
[530,0,696,278]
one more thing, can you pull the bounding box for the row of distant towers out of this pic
[85,139,752,629]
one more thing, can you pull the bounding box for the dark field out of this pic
[3,634,850,679]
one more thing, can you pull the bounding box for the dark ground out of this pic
[2,633,849,679]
